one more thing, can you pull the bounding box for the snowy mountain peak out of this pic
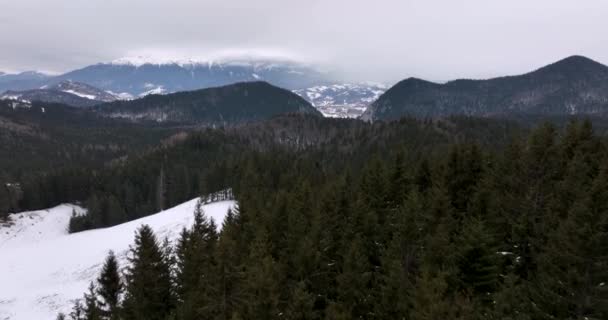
[110,55,209,68]
[107,55,317,72]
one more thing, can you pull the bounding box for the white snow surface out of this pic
[293,83,387,118]
[138,85,166,97]
[0,198,236,320]
[62,89,97,100]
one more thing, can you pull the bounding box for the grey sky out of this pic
[1,0,607,82]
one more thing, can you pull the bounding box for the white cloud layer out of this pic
[1,0,607,82]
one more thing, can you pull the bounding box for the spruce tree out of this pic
[96,251,122,319]
[174,200,219,319]
[533,166,608,319]
[69,300,85,320]
[216,208,246,320]
[83,282,102,320]
[122,225,175,320]
[454,216,499,305]
[410,269,464,320]
[242,231,282,320]
[334,236,372,318]
[0,184,9,220]
[284,281,316,320]
[375,191,424,319]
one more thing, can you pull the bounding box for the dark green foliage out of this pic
[0,184,10,220]
[366,56,608,120]
[55,117,608,319]
[0,100,177,183]
[83,283,102,320]
[122,225,175,320]
[173,201,219,320]
[96,81,322,124]
[96,251,122,319]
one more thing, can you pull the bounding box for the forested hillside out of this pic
[363,56,608,120]
[0,99,178,180]
[3,99,608,319]
[57,119,608,320]
[12,114,520,229]
[95,81,322,123]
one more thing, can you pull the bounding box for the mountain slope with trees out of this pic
[363,56,608,120]
[52,118,608,320]
[95,81,322,124]
[0,99,178,183]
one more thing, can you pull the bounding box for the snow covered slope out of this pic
[0,198,236,320]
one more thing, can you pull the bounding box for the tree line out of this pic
[61,119,608,319]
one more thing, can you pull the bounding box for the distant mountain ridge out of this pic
[362,56,608,120]
[95,81,322,124]
[0,58,382,115]
[53,57,331,96]
[1,80,120,107]
[0,71,51,92]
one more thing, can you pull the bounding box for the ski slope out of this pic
[0,198,236,320]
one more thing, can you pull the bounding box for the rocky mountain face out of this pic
[293,83,386,118]
[1,81,120,108]
[95,81,322,124]
[362,56,608,121]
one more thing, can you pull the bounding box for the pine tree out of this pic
[410,269,464,320]
[216,208,246,320]
[414,158,432,193]
[444,144,484,214]
[96,251,122,319]
[157,166,167,211]
[69,300,85,320]
[284,281,316,320]
[122,225,175,320]
[174,200,219,319]
[334,236,372,318]
[0,184,9,221]
[105,196,126,227]
[454,216,499,305]
[242,231,282,320]
[491,274,532,320]
[83,282,102,320]
[388,150,410,207]
[375,191,424,319]
[532,166,608,319]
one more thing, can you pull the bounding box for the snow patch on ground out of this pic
[62,89,97,100]
[105,90,134,100]
[0,199,236,320]
[139,86,166,97]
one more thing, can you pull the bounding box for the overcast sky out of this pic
[1,0,607,82]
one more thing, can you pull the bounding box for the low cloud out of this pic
[1,0,607,82]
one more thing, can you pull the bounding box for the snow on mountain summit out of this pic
[110,55,209,68]
[0,198,236,320]
[108,55,314,71]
